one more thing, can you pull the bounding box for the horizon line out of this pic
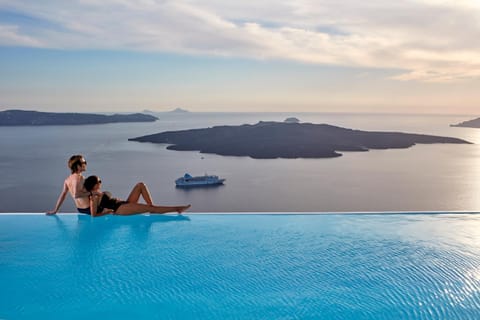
[0,107,477,118]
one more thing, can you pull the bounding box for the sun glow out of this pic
[464,128,480,212]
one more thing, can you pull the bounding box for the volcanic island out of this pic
[129,121,472,159]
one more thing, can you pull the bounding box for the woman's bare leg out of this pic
[114,203,191,215]
[126,182,154,205]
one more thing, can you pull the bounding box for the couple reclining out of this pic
[47,155,190,217]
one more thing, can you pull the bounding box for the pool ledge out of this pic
[1,211,479,216]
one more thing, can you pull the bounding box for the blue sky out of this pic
[1,0,479,114]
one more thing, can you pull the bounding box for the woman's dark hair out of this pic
[68,155,84,173]
[84,175,100,192]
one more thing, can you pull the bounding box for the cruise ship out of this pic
[175,173,225,187]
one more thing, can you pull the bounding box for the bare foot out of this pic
[176,204,191,214]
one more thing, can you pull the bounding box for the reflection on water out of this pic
[51,213,190,242]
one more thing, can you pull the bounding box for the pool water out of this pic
[1,213,480,319]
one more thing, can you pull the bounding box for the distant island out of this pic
[451,117,480,128]
[129,121,471,159]
[0,109,158,126]
[142,108,190,115]
[169,108,190,113]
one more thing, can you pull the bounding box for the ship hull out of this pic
[175,175,225,188]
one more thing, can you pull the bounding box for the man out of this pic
[47,155,91,214]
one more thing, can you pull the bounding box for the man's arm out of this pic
[46,182,68,215]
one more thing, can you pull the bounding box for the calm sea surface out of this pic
[1,112,479,213]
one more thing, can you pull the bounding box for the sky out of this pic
[0,0,479,114]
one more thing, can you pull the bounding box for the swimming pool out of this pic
[1,213,480,319]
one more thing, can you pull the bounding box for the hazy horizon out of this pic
[1,1,480,114]
[0,107,478,117]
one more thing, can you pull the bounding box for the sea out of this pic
[1,112,479,213]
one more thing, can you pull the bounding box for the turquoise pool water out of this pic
[1,213,480,319]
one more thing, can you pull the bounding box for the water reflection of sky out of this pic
[455,129,480,211]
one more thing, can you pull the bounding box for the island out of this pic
[170,108,189,113]
[284,117,300,123]
[451,117,480,128]
[129,121,472,159]
[0,109,158,126]
[142,108,190,116]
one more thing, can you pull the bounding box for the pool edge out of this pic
[1,211,479,216]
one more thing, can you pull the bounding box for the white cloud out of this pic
[0,24,44,47]
[1,0,480,82]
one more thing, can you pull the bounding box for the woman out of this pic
[84,175,191,216]
[47,155,91,215]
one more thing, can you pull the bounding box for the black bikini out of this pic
[97,193,127,213]
[77,207,91,215]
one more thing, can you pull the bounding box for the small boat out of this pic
[175,173,225,187]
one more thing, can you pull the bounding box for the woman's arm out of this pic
[46,182,68,215]
[89,192,110,217]
[89,193,99,217]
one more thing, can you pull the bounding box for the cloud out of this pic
[0,24,44,46]
[1,0,480,82]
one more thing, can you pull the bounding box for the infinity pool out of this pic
[1,213,480,319]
